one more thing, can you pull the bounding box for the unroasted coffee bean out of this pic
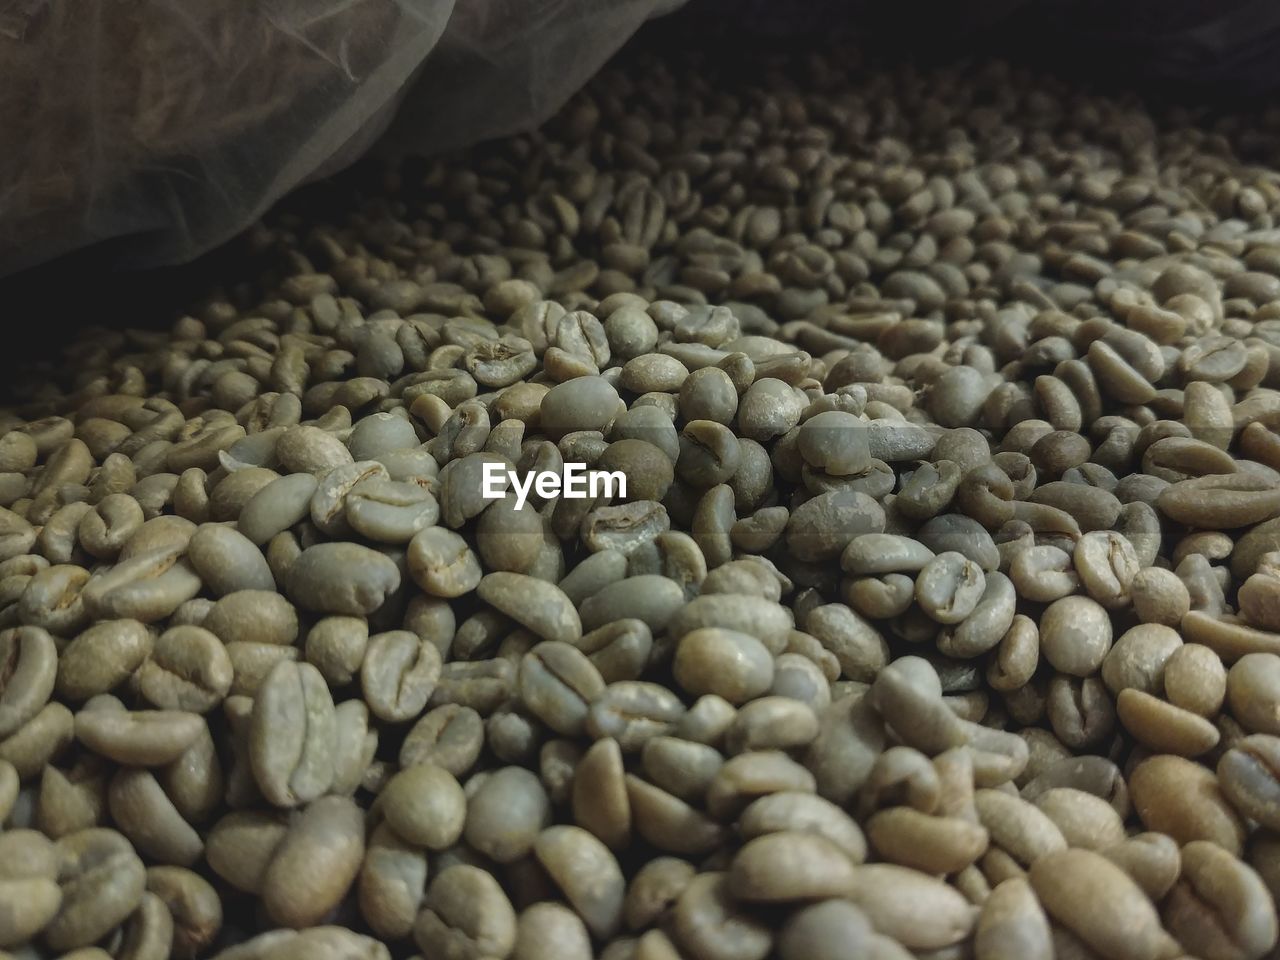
[0,625,57,737]
[146,866,223,960]
[466,765,551,862]
[285,542,400,615]
[867,805,988,874]
[305,615,369,687]
[249,661,335,808]
[1220,735,1280,830]
[574,737,631,849]
[0,834,61,947]
[729,831,857,902]
[346,477,439,543]
[1163,840,1278,960]
[0,701,74,778]
[187,524,275,596]
[414,864,517,960]
[107,766,203,866]
[1040,596,1112,676]
[206,812,287,896]
[361,630,441,723]
[777,899,876,960]
[378,763,465,851]
[520,641,606,736]
[80,548,201,623]
[400,705,484,776]
[203,590,299,648]
[133,625,233,713]
[535,825,626,938]
[514,901,593,960]
[975,877,1052,960]
[238,473,319,546]
[1029,848,1179,960]
[261,795,365,929]
[843,863,976,950]
[669,594,794,654]
[785,489,885,563]
[1032,787,1125,851]
[1160,473,1280,529]
[1131,754,1246,854]
[671,872,772,960]
[588,682,686,751]
[1165,643,1227,716]
[626,775,728,857]
[407,526,482,598]
[358,823,427,941]
[45,828,147,951]
[674,629,774,704]
[75,708,203,767]
[478,573,581,644]
[1102,832,1182,901]
[915,552,985,624]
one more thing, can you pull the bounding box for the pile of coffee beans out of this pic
[7,32,1280,960]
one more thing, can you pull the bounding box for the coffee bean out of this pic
[673,629,774,704]
[844,863,976,950]
[520,641,606,736]
[378,762,466,850]
[1101,832,1182,901]
[407,526,482,599]
[729,831,857,902]
[205,810,288,896]
[146,865,223,960]
[671,872,772,960]
[107,766,203,866]
[535,825,626,938]
[187,524,275,595]
[75,708,203,767]
[134,625,233,713]
[238,473,319,546]
[358,822,429,941]
[514,902,593,960]
[400,704,484,776]
[1131,754,1246,854]
[974,877,1052,960]
[261,795,365,928]
[1029,848,1179,960]
[587,681,686,751]
[361,630,441,723]
[573,737,631,850]
[249,661,335,808]
[626,774,728,856]
[1040,595,1112,676]
[1163,840,1279,960]
[778,899,876,960]
[285,542,401,615]
[413,865,517,960]
[466,765,551,862]
[0,625,57,737]
[478,573,582,644]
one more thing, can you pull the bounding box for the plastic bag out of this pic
[0,0,684,277]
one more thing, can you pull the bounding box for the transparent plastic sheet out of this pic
[0,0,686,278]
[379,0,688,158]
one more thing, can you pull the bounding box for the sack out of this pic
[0,0,683,277]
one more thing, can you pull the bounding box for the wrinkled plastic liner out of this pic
[0,0,682,276]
